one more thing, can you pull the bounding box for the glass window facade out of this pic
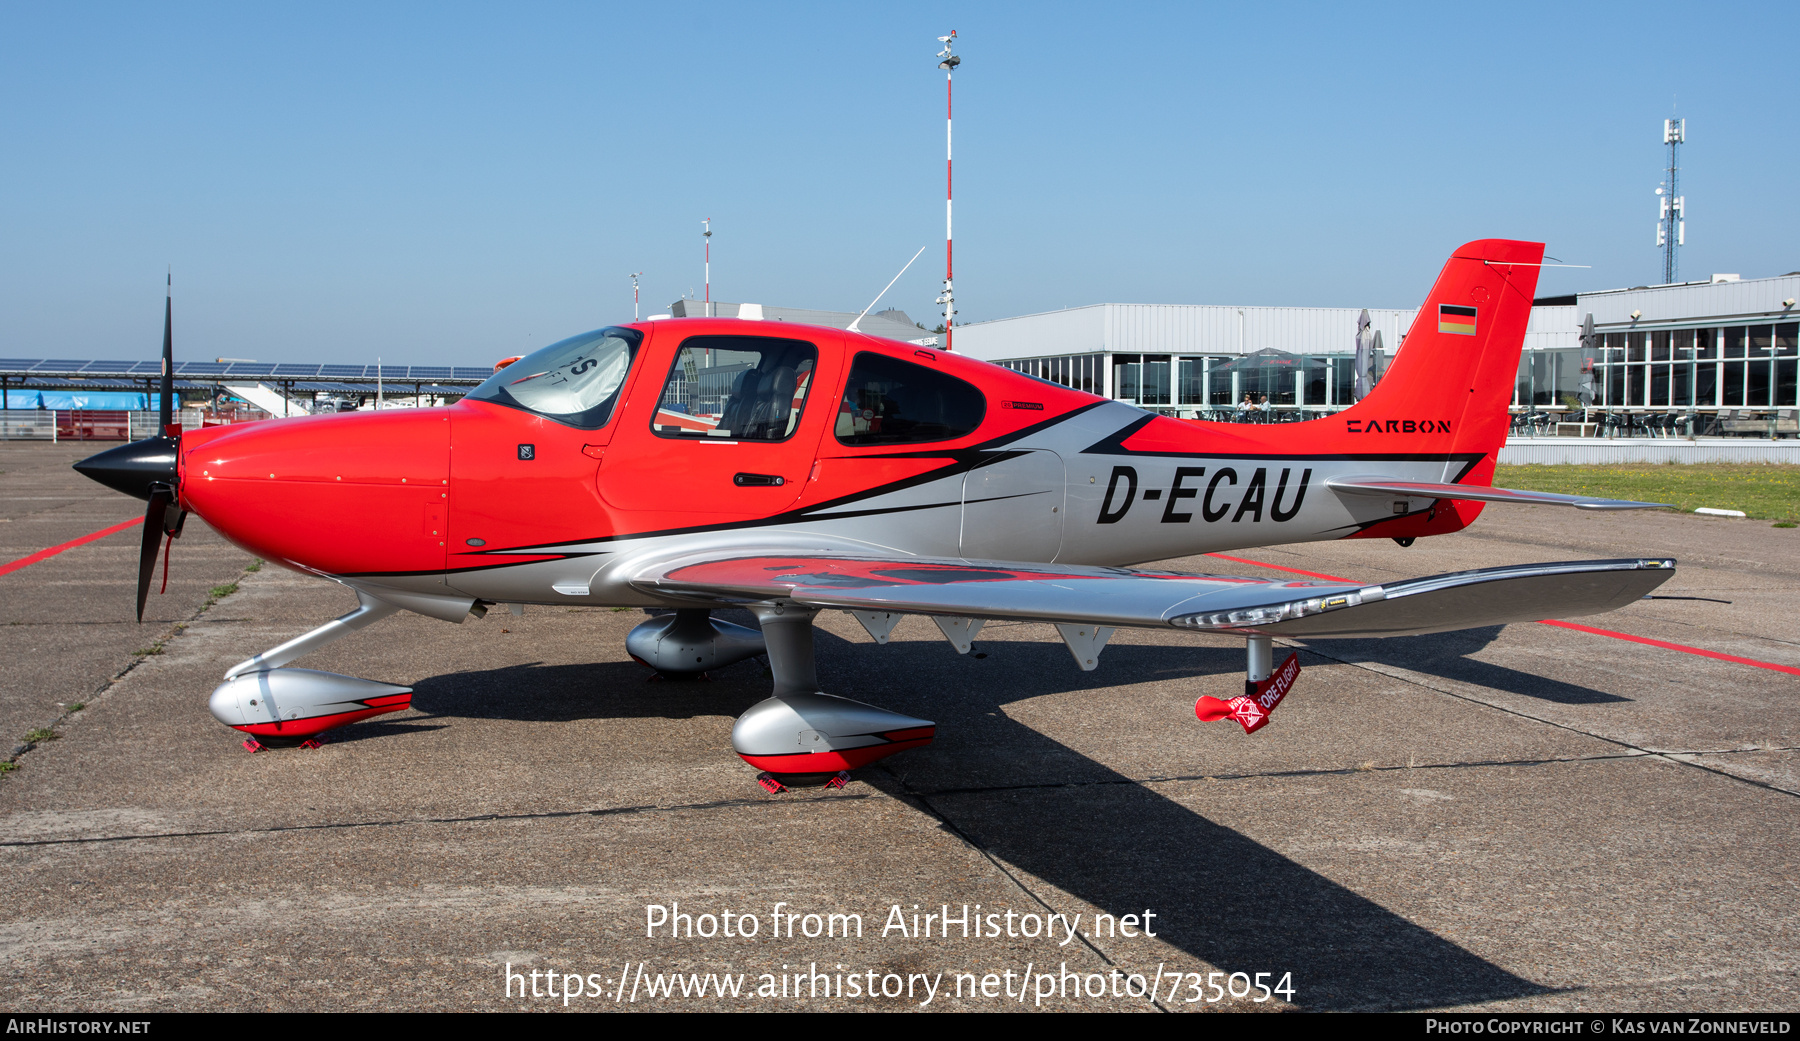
[1000,352,1356,421]
[1514,348,1588,408]
[1000,353,1103,396]
[993,318,1799,429]
[1584,322,1800,412]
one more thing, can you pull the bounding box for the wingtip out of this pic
[1571,499,1675,511]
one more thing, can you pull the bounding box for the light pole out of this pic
[630,271,642,321]
[935,31,959,350]
[703,218,713,317]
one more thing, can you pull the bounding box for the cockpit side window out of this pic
[653,335,819,442]
[835,351,986,445]
[464,327,641,430]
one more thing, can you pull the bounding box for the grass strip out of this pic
[1494,463,1800,523]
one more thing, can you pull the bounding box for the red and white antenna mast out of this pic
[935,31,959,350]
[630,271,642,321]
[702,218,713,317]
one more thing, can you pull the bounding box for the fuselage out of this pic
[173,316,1503,612]
[88,239,1545,616]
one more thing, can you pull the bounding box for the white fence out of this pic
[0,413,56,440]
[1499,437,1800,465]
[0,410,255,442]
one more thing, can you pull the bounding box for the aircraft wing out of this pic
[1325,475,1671,511]
[633,553,1677,639]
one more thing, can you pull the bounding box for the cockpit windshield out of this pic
[465,327,641,429]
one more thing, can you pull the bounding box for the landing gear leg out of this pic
[1245,633,1273,697]
[224,591,399,680]
[748,602,820,697]
[732,602,934,790]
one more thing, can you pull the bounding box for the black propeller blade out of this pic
[136,485,173,622]
[159,272,173,431]
[78,270,187,622]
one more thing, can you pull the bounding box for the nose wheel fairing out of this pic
[209,668,413,741]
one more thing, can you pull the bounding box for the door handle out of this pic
[733,473,786,487]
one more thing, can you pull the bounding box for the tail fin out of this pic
[1110,240,1545,541]
[1128,239,1544,491]
[1343,239,1544,473]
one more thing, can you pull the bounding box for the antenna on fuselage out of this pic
[847,244,928,334]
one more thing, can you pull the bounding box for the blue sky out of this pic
[2,2,1794,366]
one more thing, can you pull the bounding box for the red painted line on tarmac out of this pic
[0,516,143,578]
[1206,552,1800,678]
[1536,620,1800,677]
[1205,552,1353,583]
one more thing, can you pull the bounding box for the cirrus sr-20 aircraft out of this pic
[75,239,1674,792]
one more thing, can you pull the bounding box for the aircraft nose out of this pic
[72,435,180,501]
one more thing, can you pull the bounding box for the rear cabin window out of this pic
[836,351,986,445]
[654,335,818,441]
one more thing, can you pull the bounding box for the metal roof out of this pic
[951,303,1419,362]
[0,376,472,394]
[0,359,492,384]
[1577,274,1800,329]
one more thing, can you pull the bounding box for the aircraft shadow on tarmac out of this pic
[313,720,451,745]
[1296,625,1631,706]
[394,625,1564,1011]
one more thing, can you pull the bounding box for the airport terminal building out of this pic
[951,273,1800,430]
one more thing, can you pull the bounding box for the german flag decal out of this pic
[1439,304,1477,335]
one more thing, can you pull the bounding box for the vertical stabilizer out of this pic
[1335,239,1543,482]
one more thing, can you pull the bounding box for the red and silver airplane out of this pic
[76,239,1674,791]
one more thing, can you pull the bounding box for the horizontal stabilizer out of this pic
[1326,476,1670,511]
[635,553,1676,639]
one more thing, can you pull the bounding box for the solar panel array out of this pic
[0,359,493,382]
